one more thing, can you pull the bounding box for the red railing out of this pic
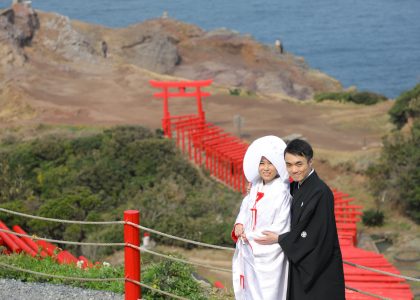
[333,190,413,299]
[0,211,142,299]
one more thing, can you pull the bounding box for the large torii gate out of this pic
[150,79,248,193]
[149,79,212,138]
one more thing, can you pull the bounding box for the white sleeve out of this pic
[269,189,291,235]
[235,194,250,225]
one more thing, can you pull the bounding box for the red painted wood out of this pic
[124,210,140,300]
[12,225,48,258]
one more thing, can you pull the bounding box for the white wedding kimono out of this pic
[232,178,291,300]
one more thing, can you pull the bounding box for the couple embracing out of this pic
[232,137,345,300]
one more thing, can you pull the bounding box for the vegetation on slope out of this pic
[0,253,230,299]
[368,83,420,223]
[388,83,420,129]
[314,90,388,105]
[0,126,241,259]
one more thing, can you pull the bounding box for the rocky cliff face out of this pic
[0,8,343,124]
[0,3,39,67]
[105,18,342,100]
[22,12,340,100]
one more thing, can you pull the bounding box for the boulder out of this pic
[121,33,180,74]
[0,2,39,47]
[39,14,97,62]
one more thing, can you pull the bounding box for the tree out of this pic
[368,119,420,223]
[389,83,420,129]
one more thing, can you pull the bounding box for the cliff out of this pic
[1,6,390,154]
[0,6,343,122]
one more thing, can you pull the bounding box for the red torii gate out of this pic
[150,79,249,193]
[149,79,212,138]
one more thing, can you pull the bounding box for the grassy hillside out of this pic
[0,125,241,259]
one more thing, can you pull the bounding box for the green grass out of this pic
[0,252,233,299]
[0,253,125,293]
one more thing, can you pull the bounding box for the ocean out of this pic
[8,0,420,98]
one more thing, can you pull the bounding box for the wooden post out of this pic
[124,210,140,300]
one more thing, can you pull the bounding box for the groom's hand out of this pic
[254,231,279,245]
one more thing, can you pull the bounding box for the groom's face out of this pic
[285,153,312,183]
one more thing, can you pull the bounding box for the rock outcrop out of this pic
[121,33,180,74]
[38,14,97,62]
[73,17,342,100]
[0,2,39,47]
[0,8,341,100]
[0,2,39,66]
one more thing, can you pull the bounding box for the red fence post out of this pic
[124,210,140,300]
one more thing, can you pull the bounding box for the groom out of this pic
[255,139,345,299]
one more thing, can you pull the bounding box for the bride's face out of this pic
[258,156,278,183]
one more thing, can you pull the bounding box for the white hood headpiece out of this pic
[243,135,288,184]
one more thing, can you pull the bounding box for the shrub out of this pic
[228,88,241,96]
[362,209,384,227]
[389,83,420,129]
[314,91,387,105]
[0,125,240,255]
[367,119,420,223]
[142,260,206,300]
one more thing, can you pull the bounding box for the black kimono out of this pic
[279,171,345,299]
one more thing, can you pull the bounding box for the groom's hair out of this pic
[284,139,313,160]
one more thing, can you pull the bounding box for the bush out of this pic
[389,83,420,129]
[142,260,206,300]
[314,91,387,105]
[362,209,384,227]
[367,120,420,223]
[228,88,241,96]
[0,125,240,255]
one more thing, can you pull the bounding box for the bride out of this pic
[232,135,291,300]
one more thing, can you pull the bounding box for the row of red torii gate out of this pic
[150,79,414,299]
[150,79,249,193]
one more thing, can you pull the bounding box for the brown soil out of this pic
[1,51,393,153]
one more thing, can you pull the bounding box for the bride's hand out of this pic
[240,233,248,244]
[234,224,244,238]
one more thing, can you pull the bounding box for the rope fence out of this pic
[0,222,420,282]
[136,245,232,273]
[3,224,417,281]
[0,208,124,225]
[0,228,125,247]
[127,221,235,251]
[344,260,420,282]
[0,262,188,300]
[0,207,418,300]
[345,284,391,300]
